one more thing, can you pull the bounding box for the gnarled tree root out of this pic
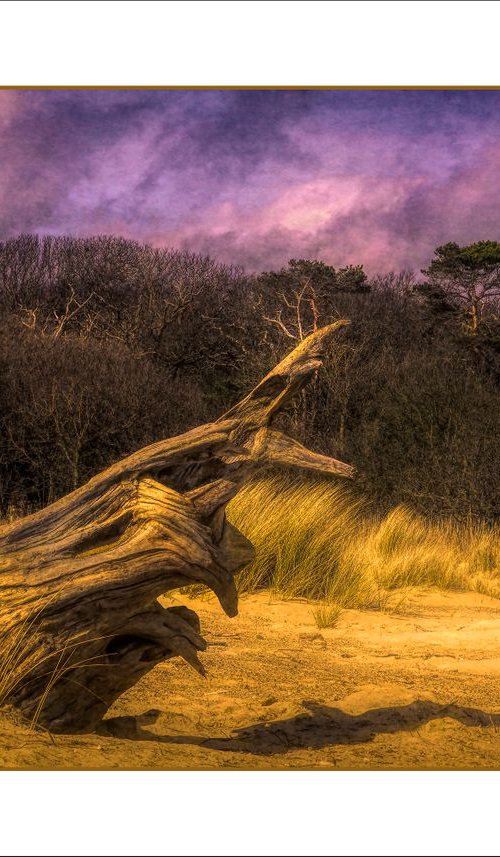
[0,322,354,733]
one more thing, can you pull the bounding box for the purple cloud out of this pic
[1,89,500,274]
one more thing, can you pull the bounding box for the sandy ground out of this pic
[3,588,500,769]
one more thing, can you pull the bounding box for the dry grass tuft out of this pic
[0,599,53,710]
[0,587,108,727]
[227,476,500,609]
[312,602,343,629]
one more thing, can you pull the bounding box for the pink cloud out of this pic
[144,140,500,275]
[151,173,424,272]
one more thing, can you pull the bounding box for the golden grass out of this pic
[0,587,110,727]
[0,598,56,710]
[312,602,344,629]
[227,476,500,627]
[2,478,500,692]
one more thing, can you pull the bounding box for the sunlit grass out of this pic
[3,478,500,696]
[0,586,109,728]
[0,599,58,719]
[227,476,500,621]
[312,602,343,629]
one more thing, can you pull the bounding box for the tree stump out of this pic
[0,322,354,733]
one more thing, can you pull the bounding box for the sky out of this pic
[1,88,500,275]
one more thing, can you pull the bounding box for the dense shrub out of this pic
[0,234,499,521]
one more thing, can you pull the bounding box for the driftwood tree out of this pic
[0,322,354,733]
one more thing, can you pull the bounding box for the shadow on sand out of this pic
[100,699,500,755]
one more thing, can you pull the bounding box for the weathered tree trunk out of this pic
[0,322,354,733]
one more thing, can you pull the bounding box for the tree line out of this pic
[0,234,499,521]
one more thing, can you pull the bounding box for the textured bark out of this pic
[0,322,354,733]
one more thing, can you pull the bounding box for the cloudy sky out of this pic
[1,88,500,274]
